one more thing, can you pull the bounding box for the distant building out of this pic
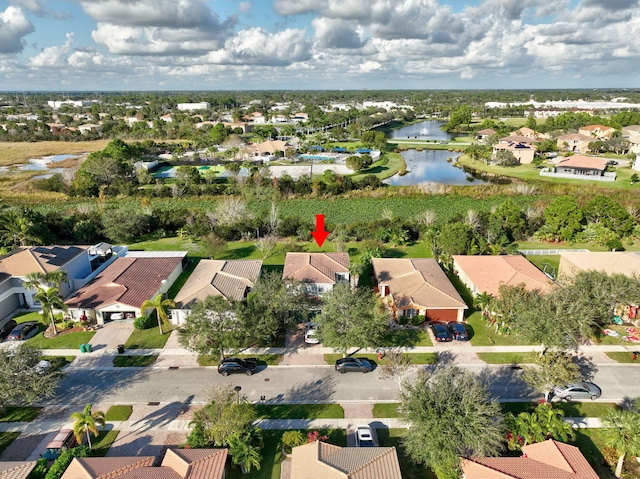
[47,100,93,109]
[492,141,536,164]
[177,102,210,111]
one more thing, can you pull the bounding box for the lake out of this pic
[386,149,491,186]
[387,120,454,142]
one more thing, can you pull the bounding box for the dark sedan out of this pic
[335,358,372,373]
[217,358,258,376]
[0,319,17,341]
[447,322,469,341]
[430,322,453,342]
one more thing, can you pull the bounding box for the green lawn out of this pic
[28,330,96,350]
[524,254,560,279]
[477,352,537,364]
[500,402,621,417]
[373,403,401,418]
[198,354,283,367]
[167,257,201,299]
[380,329,433,347]
[0,407,41,422]
[377,428,436,479]
[466,312,534,346]
[105,405,133,421]
[605,351,640,363]
[226,429,283,479]
[596,323,640,346]
[42,356,76,369]
[324,352,437,366]
[254,404,344,420]
[571,429,619,479]
[124,327,173,349]
[89,430,120,457]
[0,432,20,455]
[112,355,159,367]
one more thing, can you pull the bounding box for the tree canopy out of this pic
[400,365,504,479]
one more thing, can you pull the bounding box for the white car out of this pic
[355,424,377,447]
[304,322,320,344]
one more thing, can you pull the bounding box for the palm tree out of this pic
[227,432,262,474]
[24,271,69,336]
[140,294,176,335]
[534,403,575,442]
[70,403,105,450]
[474,292,494,317]
[0,210,40,247]
[514,412,544,447]
[602,409,640,478]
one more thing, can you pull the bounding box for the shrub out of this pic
[44,446,89,479]
[134,315,155,330]
[281,430,306,453]
[27,459,48,479]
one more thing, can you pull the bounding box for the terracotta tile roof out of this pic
[372,258,467,310]
[291,441,402,479]
[283,253,350,284]
[173,259,262,306]
[557,133,592,141]
[0,462,37,479]
[452,255,555,297]
[65,256,182,310]
[579,124,613,131]
[461,440,599,479]
[559,251,640,278]
[556,155,607,170]
[477,128,497,135]
[61,449,227,479]
[0,246,87,276]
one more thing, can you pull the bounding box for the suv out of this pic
[335,358,372,373]
[430,322,453,342]
[6,321,39,341]
[304,322,320,344]
[0,319,17,341]
[40,429,78,461]
[217,358,258,376]
[447,322,469,341]
[355,424,377,447]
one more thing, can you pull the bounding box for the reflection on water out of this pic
[387,120,454,142]
[386,149,493,186]
[18,154,78,171]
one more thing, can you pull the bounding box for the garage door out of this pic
[425,309,458,322]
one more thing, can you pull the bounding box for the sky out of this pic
[0,0,639,91]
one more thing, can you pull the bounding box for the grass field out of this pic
[324,352,437,366]
[0,140,112,166]
[500,401,621,417]
[373,403,401,418]
[466,312,534,347]
[105,405,133,421]
[477,352,537,364]
[124,327,173,349]
[605,351,640,363]
[89,430,120,457]
[112,355,159,367]
[254,404,344,420]
[0,407,41,422]
[0,432,20,455]
[198,354,283,366]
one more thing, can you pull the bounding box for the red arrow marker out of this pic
[311,214,330,247]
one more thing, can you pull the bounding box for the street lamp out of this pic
[234,385,242,404]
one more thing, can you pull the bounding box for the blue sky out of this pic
[0,0,638,91]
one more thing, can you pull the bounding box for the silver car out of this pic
[553,382,602,401]
[354,424,377,447]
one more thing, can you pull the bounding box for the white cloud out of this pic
[0,6,34,54]
[28,32,74,67]
[312,18,366,49]
[274,0,325,16]
[238,2,253,14]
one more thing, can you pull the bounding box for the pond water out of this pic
[386,149,492,186]
[18,154,78,171]
[387,120,455,142]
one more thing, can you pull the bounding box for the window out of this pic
[404,309,416,318]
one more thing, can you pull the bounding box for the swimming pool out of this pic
[299,154,335,161]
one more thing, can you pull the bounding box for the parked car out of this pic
[6,321,39,341]
[304,322,320,344]
[553,382,602,401]
[355,424,377,447]
[0,319,17,341]
[40,429,78,461]
[447,322,469,341]
[335,358,372,373]
[430,322,453,342]
[217,358,258,376]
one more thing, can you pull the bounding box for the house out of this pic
[60,448,227,479]
[0,244,122,321]
[461,439,599,479]
[622,125,640,153]
[0,461,37,479]
[249,112,266,124]
[476,128,496,141]
[556,133,593,153]
[558,251,640,280]
[240,140,293,160]
[492,141,537,164]
[290,441,402,479]
[551,155,609,178]
[282,252,350,297]
[77,123,101,135]
[452,255,555,297]
[512,127,538,139]
[579,124,616,140]
[371,258,467,322]
[170,259,262,324]
[498,135,536,146]
[64,251,186,324]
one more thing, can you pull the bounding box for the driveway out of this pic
[280,324,327,365]
[89,322,134,351]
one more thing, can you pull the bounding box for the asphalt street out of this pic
[51,363,640,407]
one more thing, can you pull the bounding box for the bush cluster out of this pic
[134,315,155,330]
